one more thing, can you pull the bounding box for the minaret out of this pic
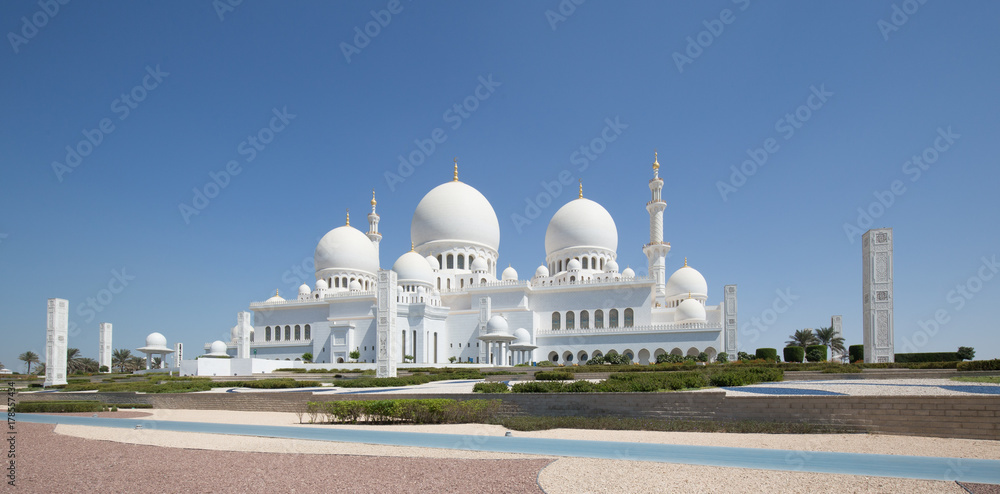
[367,189,382,257]
[642,151,671,302]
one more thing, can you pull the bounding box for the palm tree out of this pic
[67,348,85,374]
[78,358,100,373]
[152,357,163,369]
[112,349,132,373]
[127,356,146,373]
[814,326,846,355]
[18,351,40,374]
[786,329,818,349]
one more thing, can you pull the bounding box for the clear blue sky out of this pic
[2,1,998,371]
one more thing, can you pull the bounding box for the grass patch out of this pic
[14,401,105,413]
[950,376,1000,384]
[303,399,502,424]
[494,415,849,434]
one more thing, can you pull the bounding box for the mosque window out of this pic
[595,310,604,329]
[274,327,280,341]
[304,324,311,340]
[457,254,465,270]
[566,311,575,330]
[447,279,451,289]
[460,279,464,288]
[265,327,271,341]
[294,325,301,340]
[437,254,443,268]
[284,325,291,340]
[600,258,604,270]
[609,309,619,328]
[437,278,441,289]
[558,260,562,272]
[551,312,561,330]
[342,277,348,287]
[480,278,486,284]
[580,310,589,329]
[569,276,575,283]
[582,258,588,269]
[624,308,634,327]
[447,254,454,269]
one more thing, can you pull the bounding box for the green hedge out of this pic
[806,345,828,362]
[14,401,105,413]
[957,359,1000,371]
[755,348,779,362]
[473,382,510,393]
[894,352,960,363]
[849,345,864,363]
[304,399,502,424]
[508,368,783,393]
[534,371,574,381]
[783,346,804,363]
[708,367,783,387]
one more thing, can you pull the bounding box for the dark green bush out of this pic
[849,345,864,363]
[14,400,104,413]
[535,371,574,381]
[806,345,827,362]
[305,399,502,424]
[894,352,960,363]
[511,381,565,393]
[821,364,862,373]
[783,346,805,363]
[473,382,509,393]
[737,351,754,362]
[755,348,779,362]
[213,379,320,389]
[708,367,783,387]
[957,359,1000,371]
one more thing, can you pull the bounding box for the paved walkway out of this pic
[20,413,1000,484]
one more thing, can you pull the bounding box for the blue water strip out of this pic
[21,414,1000,484]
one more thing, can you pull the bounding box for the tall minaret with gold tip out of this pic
[367,189,382,258]
[642,151,671,302]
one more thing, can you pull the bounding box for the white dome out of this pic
[425,255,440,270]
[501,265,518,281]
[145,332,167,348]
[265,291,285,303]
[392,250,435,285]
[544,198,618,257]
[567,258,582,271]
[298,284,311,295]
[411,180,500,252]
[314,225,380,276]
[622,266,635,279]
[349,280,362,291]
[315,279,328,290]
[677,297,707,323]
[604,259,619,273]
[534,265,550,278]
[208,340,229,356]
[486,315,509,335]
[471,257,489,272]
[512,327,532,346]
[665,264,708,298]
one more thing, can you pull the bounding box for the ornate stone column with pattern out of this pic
[862,228,894,363]
[376,269,397,377]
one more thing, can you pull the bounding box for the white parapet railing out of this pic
[536,321,721,337]
[249,290,376,308]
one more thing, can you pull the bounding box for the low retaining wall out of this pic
[17,391,999,440]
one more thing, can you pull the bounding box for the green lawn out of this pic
[950,376,1000,384]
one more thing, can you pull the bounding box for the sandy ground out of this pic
[24,409,996,493]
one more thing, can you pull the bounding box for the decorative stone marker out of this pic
[99,322,112,373]
[44,298,68,386]
[862,228,894,363]
[376,269,397,378]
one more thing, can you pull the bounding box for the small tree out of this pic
[18,351,40,374]
[112,349,133,373]
[448,356,457,363]
[302,352,313,363]
[814,326,846,356]
[696,352,709,362]
[349,348,360,362]
[737,351,754,362]
[957,347,975,361]
[99,365,109,373]
[403,355,415,363]
[786,329,819,349]
[716,352,728,364]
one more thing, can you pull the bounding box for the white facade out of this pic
[208,155,737,368]
[862,228,894,363]
[98,322,112,373]
[44,298,68,386]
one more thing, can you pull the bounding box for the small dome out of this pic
[315,279,328,290]
[545,198,618,257]
[417,286,427,294]
[567,259,582,271]
[665,263,708,298]
[534,265,549,278]
[393,250,435,285]
[298,284,311,295]
[207,340,229,356]
[349,280,362,291]
[604,259,619,273]
[314,225,380,276]
[396,286,404,295]
[622,266,635,279]
[146,332,167,348]
[501,265,518,281]
[230,325,238,340]
[512,328,532,346]
[677,297,707,323]
[425,255,440,270]
[265,290,285,303]
[471,257,489,272]
[486,315,509,335]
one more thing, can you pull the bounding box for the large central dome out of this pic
[411,181,500,252]
[545,198,618,257]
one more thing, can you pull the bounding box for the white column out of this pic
[44,299,68,386]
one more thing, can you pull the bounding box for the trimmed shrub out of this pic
[708,367,783,387]
[821,364,862,373]
[957,359,1000,371]
[534,371,574,381]
[737,351,754,362]
[783,346,805,363]
[14,401,105,413]
[805,345,828,362]
[894,352,959,363]
[472,382,509,393]
[715,352,729,364]
[849,345,864,363]
[511,381,565,393]
[755,348,779,362]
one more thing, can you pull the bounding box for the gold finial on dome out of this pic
[684,257,688,267]
[687,291,691,299]
[346,208,350,226]
[578,179,583,198]
[653,149,659,170]
[410,242,415,251]
[275,289,280,297]
[371,189,377,207]
[453,157,459,181]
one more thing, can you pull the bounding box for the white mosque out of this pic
[199,154,738,370]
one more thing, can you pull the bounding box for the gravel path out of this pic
[702,378,1000,397]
